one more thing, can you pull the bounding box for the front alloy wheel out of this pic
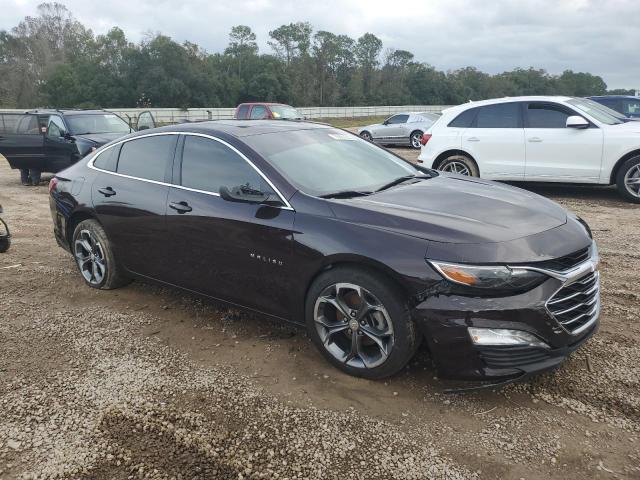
[615,156,640,203]
[314,283,394,369]
[410,131,423,149]
[623,163,640,198]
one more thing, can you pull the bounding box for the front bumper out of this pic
[413,245,600,381]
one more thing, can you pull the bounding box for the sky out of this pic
[1,0,638,89]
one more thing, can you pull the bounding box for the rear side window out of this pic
[16,115,40,134]
[93,145,120,172]
[474,103,522,128]
[117,135,177,182]
[236,105,250,119]
[250,105,268,119]
[448,108,477,128]
[526,103,572,128]
[180,135,272,194]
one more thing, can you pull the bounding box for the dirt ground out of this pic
[0,151,638,480]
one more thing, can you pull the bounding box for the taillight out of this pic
[48,177,59,194]
[420,133,432,146]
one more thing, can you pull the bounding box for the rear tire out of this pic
[72,219,130,289]
[410,130,423,149]
[615,156,640,203]
[305,266,420,379]
[438,154,479,177]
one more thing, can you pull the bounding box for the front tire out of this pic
[360,131,373,142]
[72,219,130,289]
[616,156,640,203]
[410,130,423,149]
[438,154,479,177]
[305,267,419,379]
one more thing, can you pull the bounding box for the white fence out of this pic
[1,105,451,125]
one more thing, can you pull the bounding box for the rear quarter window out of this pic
[236,105,250,119]
[447,108,477,128]
[93,145,121,172]
[116,135,177,182]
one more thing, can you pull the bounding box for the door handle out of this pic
[467,137,480,142]
[169,201,192,213]
[98,187,116,197]
[528,137,543,143]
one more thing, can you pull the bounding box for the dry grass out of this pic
[318,116,387,129]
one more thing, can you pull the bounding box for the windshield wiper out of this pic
[376,174,431,192]
[320,190,373,199]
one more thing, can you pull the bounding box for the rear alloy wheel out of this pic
[616,156,640,203]
[438,154,479,177]
[72,219,130,289]
[360,131,373,142]
[306,267,419,379]
[410,130,423,149]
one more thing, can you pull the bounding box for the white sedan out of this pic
[418,96,640,203]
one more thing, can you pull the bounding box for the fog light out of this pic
[468,328,549,349]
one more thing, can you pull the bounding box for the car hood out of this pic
[72,132,128,145]
[328,174,568,244]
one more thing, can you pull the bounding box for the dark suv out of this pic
[0,109,132,184]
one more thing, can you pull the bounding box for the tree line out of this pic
[0,3,634,109]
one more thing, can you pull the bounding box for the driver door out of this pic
[44,115,75,172]
[372,114,408,143]
[164,134,295,318]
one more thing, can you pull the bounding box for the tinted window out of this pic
[250,105,268,119]
[474,103,521,128]
[136,112,156,131]
[16,115,40,134]
[448,108,477,128]
[93,145,120,172]
[48,116,66,138]
[387,114,409,124]
[598,99,622,112]
[181,135,271,194]
[0,114,39,134]
[117,135,177,182]
[527,103,571,128]
[236,105,250,119]
[624,99,640,116]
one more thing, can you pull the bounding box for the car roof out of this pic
[237,103,292,107]
[129,120,333,139]
[25,109,112,116]
[442,95,575,115]
[588,95,639,100]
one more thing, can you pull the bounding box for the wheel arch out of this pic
[66,210,99,246]
[610,149,640,184]
[433,149,479,174]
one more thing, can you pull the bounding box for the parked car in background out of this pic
[0,109,133,184]
[358,112,440,149]
[234,103,304,120]
[588,95,640,119]
[419,96,640,203]
[50,120,598,383]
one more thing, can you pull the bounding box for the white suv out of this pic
[418,96,640,203]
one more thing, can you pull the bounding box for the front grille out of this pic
[532,247,590,272]
[478,345,551,369]
[547,271,599,334]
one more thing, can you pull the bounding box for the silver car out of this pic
[357,112,440,149]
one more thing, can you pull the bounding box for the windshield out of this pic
[66,114,131,135]
[270,105,303,119]
[567,98,623,125]
[244,128,420,197]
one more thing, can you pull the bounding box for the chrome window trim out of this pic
[87,131,294,211]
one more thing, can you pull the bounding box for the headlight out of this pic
[468,327,549,349]
[428,260,547,294]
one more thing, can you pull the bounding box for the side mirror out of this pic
[220,185,270,204]
[566,116,589,129]
[63,132,73,140]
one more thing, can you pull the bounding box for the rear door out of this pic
[523,101,603,182]
[460,102,525,180]
[91,133,178,280]
[0,114,45,170]
[165,134,295,318]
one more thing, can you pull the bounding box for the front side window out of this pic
[386,114,409,125]
[526,103,572,128]
[270,105,302,119]
[181,135,272,195]
[474,103,522,128]
[243,128,420,197]
[136,112,155,130]
[47,116,66,138]
[250,105,268,119]
[66,114,130,135]
[117,135,177,182]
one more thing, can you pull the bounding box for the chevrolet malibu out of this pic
[49,121,599,383]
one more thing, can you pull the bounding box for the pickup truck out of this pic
[0,109,135,183]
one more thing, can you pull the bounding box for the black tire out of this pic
[305,266,420,379]
[0,237,9,253]
[410,130,423,149]
[360,131,373,142]
[615,155,640,204]
[437,154,479,177]
[71,219,130,289]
